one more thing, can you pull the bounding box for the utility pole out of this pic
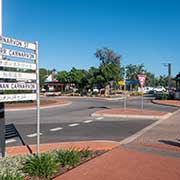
[0,0,5,158]
[168,63,171,90]
[163,63,172,90]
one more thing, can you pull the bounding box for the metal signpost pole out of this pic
[124,79,127,112]
[35,41,40,156]
[141,87,144,110]
[0,0,5,158]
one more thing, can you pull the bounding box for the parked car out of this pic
[154,86,166,93]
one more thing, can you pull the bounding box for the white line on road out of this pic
[68,123,79,127]
[50,127,63,132]
[27,133,42,138]
[83,120,93,123]
[6,139,17,144]
[95,117,104,120]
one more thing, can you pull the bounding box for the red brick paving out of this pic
[7,141,119,156]
[54,146,180,180]
[95,108,167,116]
[5,99,71,109]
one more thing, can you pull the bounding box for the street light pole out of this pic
[163,63,172,90]
[0,0,5,158]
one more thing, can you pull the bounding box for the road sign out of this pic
[137,74,147,88]
[0,36,36,50]
[0,82,36,90]
[0,59,36,70]
[118,81,125,85]
[0,48,36,60]
[0,71,36,80]
[0,93,36,102]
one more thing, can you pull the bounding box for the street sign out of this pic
[118,81,125,85]
[0,82,36,90]
[0,48,36,60]
[137,74,147,88]
[0,33,40,157]
[0,71,36,80]
[0,59,36,70]
[0,36,36,50]
[0,93,36,102]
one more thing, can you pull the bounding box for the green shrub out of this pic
[0,175,23,180]
[156,93,170,100]
[0,155,26,178]
[22,153,59,180]
[79,148,91,158]
[55,149,81,167]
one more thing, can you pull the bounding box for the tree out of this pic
[57,70,69,83]
[39,68,50,84]
[125,64,145,80]
[95,48,123,87]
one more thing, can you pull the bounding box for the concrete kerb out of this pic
[151,100,180,108]
[119,109,180,145]
[91,112,172,120]
[5,102,72,112]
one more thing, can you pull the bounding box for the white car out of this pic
[154,86,166,93]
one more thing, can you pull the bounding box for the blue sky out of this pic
[3,0,180,76]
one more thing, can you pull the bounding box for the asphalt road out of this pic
[5,96,179,147]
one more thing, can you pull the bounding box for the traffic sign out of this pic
[0,36,36,50]
[0,59,36,70]
[0,93,36,102]
[137,74,146,87]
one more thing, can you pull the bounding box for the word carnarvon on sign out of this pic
[0,82,36,90]
[0,36,36,50]
[0,47,36,60]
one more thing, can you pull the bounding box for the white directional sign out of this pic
[0,93,36,102]
[0,59,36,70]
[0,48,36,60]
[0,82,36,90]
[0,36,36,50]
[0,71,36,80]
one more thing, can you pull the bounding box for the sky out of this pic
[3,0,180,77]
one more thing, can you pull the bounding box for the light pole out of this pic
[0,0,5,158]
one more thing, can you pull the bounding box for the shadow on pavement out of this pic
[88,106,110,109]
[159,140,180,148]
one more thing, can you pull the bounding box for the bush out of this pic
[79,148,91,158]
[22,153,59,180]
[0,175,23,180]
[55,149,81,167]
[156,93,170,100]
[0,155,26,178]
[129,91,143,96]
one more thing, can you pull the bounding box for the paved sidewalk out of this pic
[54,109,180,180]
[7,141,119,156]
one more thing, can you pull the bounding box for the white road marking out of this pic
[27,133,42,138]
[95,117,104,120]
[50,127,63,131]
[6,139,17,144]
[68,123,79,127]
[83,120,93,123]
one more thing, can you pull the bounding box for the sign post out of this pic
[0,34,39,157]
[137,74,146,110]
[0,0,5,158]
